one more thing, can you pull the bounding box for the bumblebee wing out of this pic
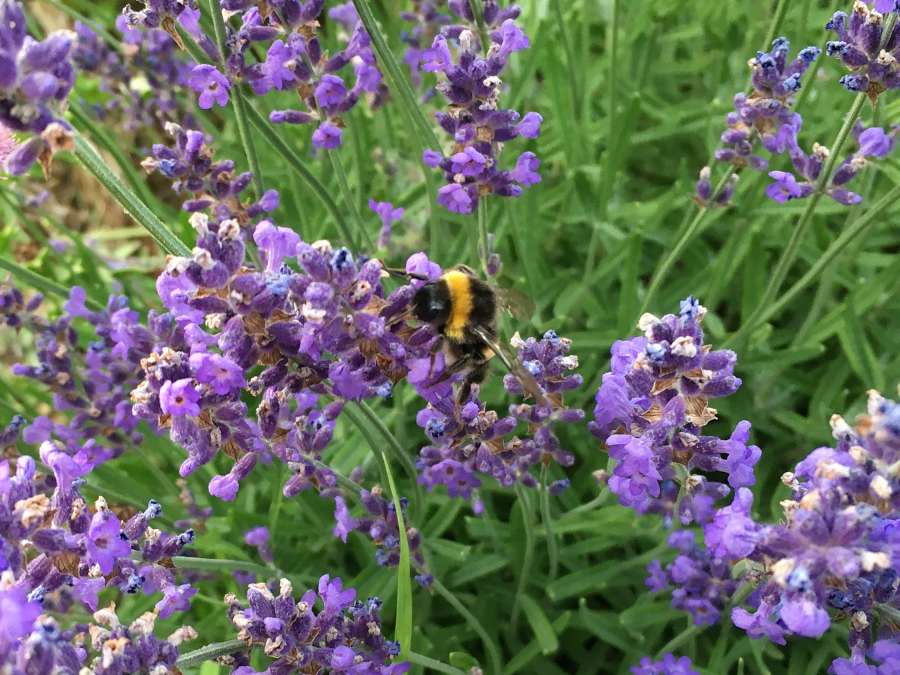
[470,325,547,405]
[495,286,536,321]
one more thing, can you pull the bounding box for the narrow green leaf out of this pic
[519,595,559,655]
[502,611,572,675]
[176,640,245,668]
[350,0,441,151]
[448,652,480,670]
[431,577,502,675]
[68,102,160,210]
[204,0,264,198]
[379,450,413,659]
[242,102,353,243]
[72,133,191,257]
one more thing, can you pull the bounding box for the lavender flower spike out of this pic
[590,297,757,525]
[0,0,77,175]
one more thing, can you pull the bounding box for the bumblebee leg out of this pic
[458,360,489,404]
[434,351,473,384]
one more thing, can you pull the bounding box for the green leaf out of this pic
[518,595,559,655]
[448,652,480,670]
[503,611,572,675]
[71,133,191,257]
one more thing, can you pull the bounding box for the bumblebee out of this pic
[397,264,545,405]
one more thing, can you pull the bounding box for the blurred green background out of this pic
[2,0,899,673]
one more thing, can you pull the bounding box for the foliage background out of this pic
[2,0,900,673]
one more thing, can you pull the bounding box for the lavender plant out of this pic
[2,0,900,672]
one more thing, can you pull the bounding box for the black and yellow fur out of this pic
[411,266,498,403]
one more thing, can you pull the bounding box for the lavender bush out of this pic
[1,0,898,673]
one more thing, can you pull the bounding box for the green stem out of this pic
[204,0,263,198]
[68,102,158,208]
[639,170,732,315]
[353,401,423,509]
[169,555,277,577]
[242,102,352,240]
[469,0,492,55]
[72,133,191,257]
[551,0,580,117]
[655,582,754,658]
[377,444,413,658]
[476,198,490,277]
[232,88,265,198]
[738,182,900,338]
[350,0,441,150]
[539,466,559,581]
[0,257,103,311]
[730,92,868,347]
[176,639,246,668]
[510,483,535,634]
[327,148,374,250]
[760,0,790,54]
[431,577,503,675]
[308,456,367,495]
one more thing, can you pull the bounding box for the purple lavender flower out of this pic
[417,329,582,504]
[369,198,404,248]
[830,640,900,674]
[74,16,196,132]
[631,653,700,675]
[590,297,756,524]
[0,421,198,671]
[0,0,76,175]
[226,575,408,673]
[720,391,900,653]
[697,37,819,205]
[419,3,543,212]
[826,2,900,98]
[0,586,40,660]
[244,526,273,564]
[189,63,230,108]
[197,0,386,150]
[763,122,896,205]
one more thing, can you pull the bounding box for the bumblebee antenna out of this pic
[382,266,430,281]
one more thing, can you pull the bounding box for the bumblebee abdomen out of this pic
[442,270,473,341]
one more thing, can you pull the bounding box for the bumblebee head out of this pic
[412,283,451,324]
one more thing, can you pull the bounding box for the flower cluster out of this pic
[2,603,196,674]
[765,122,896,205]
[630,652,699,675]
[590,297,759,525]
[0,0,77,175]
[5,284,150,477]
[73,15,197,133]
[226,575,408,674]
[168,0,386,150]
[416,329,582,506]
[0,420,197,670]
[333,488,426,575]
[646,530,739,626]
[419,1,543,213]
[826,1,900,98]
[369,197,404,249]
[696,37,819,206]
[400,0,451,92]
[143,121,279,218]
[710,390,899,664]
